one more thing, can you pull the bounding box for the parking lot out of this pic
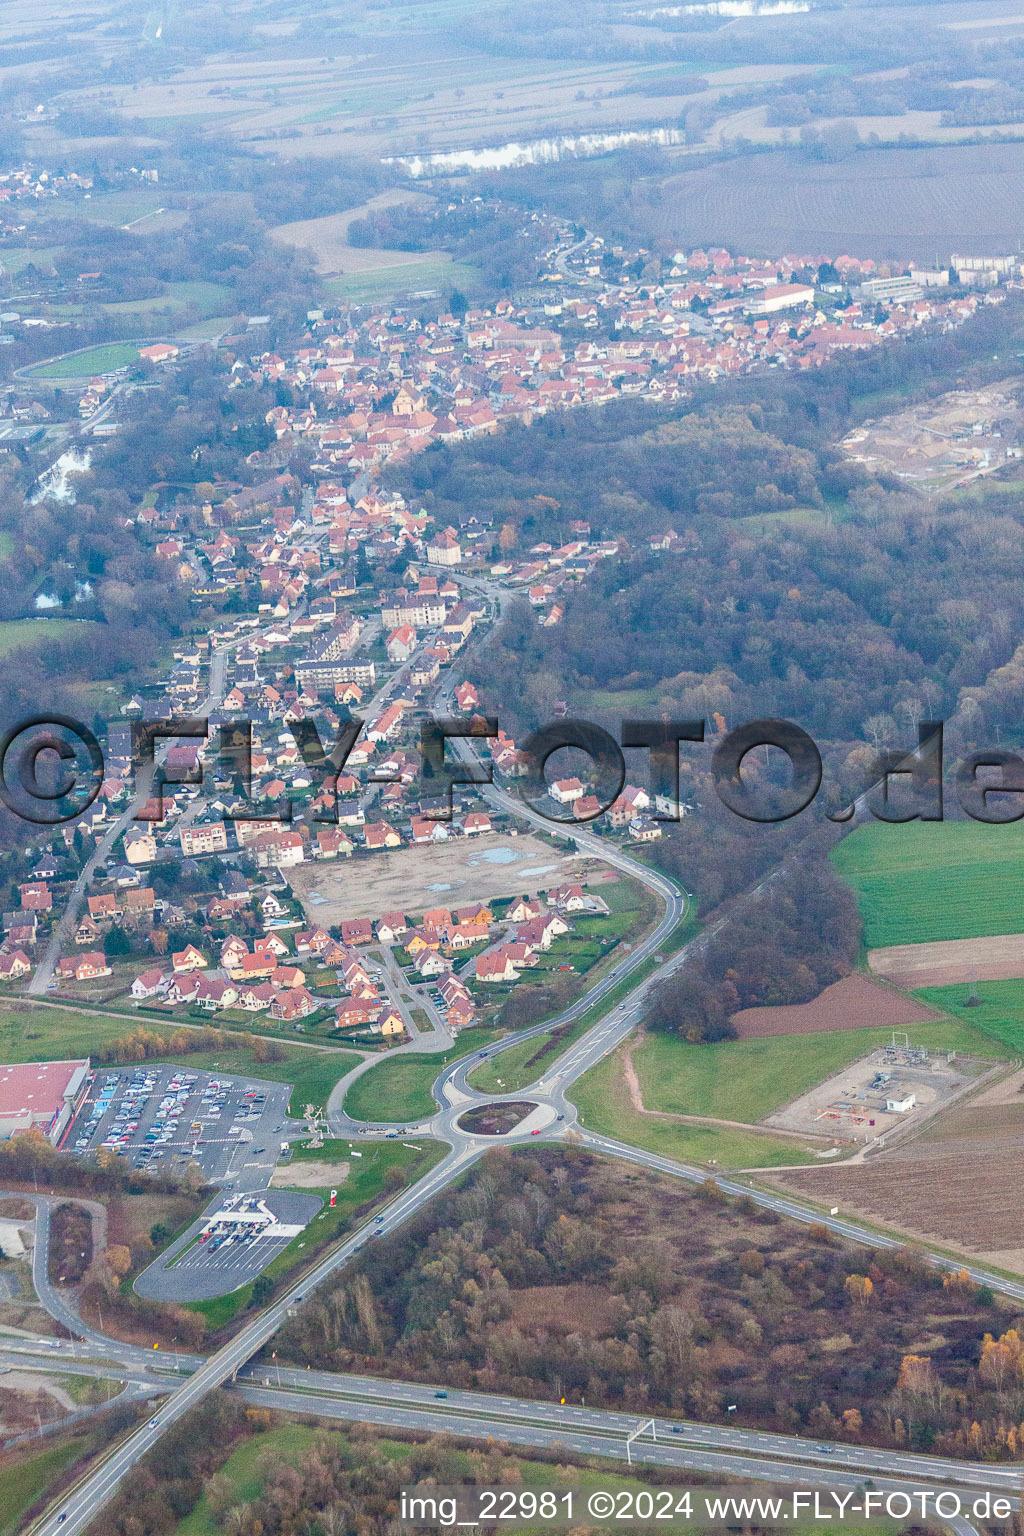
[67,1064,302,1189]
[135,1189,322,1302]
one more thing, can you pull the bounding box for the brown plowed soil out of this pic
[776,1093,1024,1267]
[869,933,1024,988]
[730,973,939,1039]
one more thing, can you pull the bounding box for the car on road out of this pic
[531,1129,541,1136]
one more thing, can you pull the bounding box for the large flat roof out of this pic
[0,1060,89,1119]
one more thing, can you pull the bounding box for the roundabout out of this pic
[456,1100,538,1136]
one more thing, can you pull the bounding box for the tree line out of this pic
[275,1147,1024,1459]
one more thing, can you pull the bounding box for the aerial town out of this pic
[0,213,1014,1060]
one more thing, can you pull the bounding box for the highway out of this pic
[2,1332,1007,1534]
[231,1382,1009,1522]
[21,566,1006,1536]
[30,1140,481,1536]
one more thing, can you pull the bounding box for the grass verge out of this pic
[343,1029,499,1122]
[570,1044,821,1169]
[185,1138,445,1329]
[628,1019,1009,1125]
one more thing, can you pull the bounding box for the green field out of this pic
[175,314,237,341]
[0,1434,89,1536]
[0,619,97,657]
[0,1004,140,1062]
[576,684,664,714]
[173,1418,911,1536]
[913,977,1024,1054]
[101,279,232,321]
[187,1138,445,1329]
[38,193,170,229]
[0,1008,362,1119]
[627,1020,1008,1126]
[24,342,141,378]
[570,1047,820,1169]
[832,820,1024,948]
[0,244,63,273]
[324,258,481,304]
[738,506,827,536]
[343,1029,498,1122]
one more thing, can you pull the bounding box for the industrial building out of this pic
[0,1059,90,1144]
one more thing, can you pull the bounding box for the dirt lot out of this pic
[288,832,607,925]
[270,189,440,275]
[777,1087,1024,1272]
[272,1160,349,1190]
[841,383,1023,494]
[765,1047,979,1143]
[869,933,1024,988]
[731,973,939,1038]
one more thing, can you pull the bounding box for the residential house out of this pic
[376,912,407,945]
[130,968,168,1000]
[57,952,111,982]
[337,920,372,951]
[193,976,239,1012]
[123,829,157,865]
[414,949,448,979]
[237,981,276,1012]
[172,944,208,974]
[375,1005,405,1037]
[271,986,317,1022]
[364,821,401,850]
[294,927,331,955]
[475,949,520,983]
[165,973,201,1006]
[0,951,32,981]
[385,624,416,663]
[271,964,306,989]
[315,827,354,858]
[228,951,276,983]
[335,998,379,1031]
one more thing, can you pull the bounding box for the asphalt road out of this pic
[31,1140,482,1536]
[0,1334,1009,1533]
[230,1381,1006,1528]
[18,566,1003,1536]
[29,640,231,996]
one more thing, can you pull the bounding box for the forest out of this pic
[644,857,859,1042]
[94,1401,669,1536]
[277,1148,1024,1461]
[392,300,1024,1031]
